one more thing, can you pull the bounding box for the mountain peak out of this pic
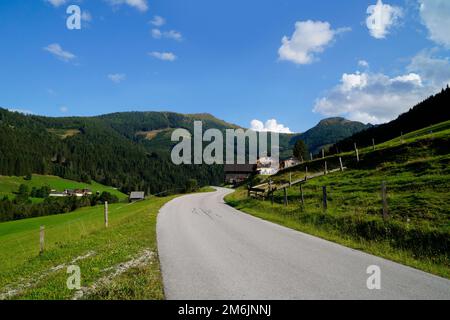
[317,117,353,126]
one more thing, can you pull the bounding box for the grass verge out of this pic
[0,196,176,300]
[226,189,450,280]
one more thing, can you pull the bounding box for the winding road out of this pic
[157,187,450,300]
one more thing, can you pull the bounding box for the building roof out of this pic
[224,164,257,173]
[129,191,145,199]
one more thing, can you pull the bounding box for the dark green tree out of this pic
[185,179,198,193]
[293,140,308,161]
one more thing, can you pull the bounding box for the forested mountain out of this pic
[288,117,371,155]
[332,86,450,152]
[0,107,380,194]
[0,110,225,194]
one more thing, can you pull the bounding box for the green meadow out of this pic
[0,196,174,300]
[0,174,127,202]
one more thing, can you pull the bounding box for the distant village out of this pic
[224,156,300,185]
[49,189,93,198]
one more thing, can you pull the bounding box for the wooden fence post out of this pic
[322,149,325,159]
[324,161,328,175]
[339,157,344,171]
[283,187,288,206]
[305,166,308,181]
[300,184,305,206]
[39,225,45,254]
[372,138,375,151]
[289,172,292,187]
[104,201,109,228]
[310,153,313,161]
[354,143,360,162]
[381,182,389,220]
[322,186,328,210]
[269,181,274,205]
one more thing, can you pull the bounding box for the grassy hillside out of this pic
[226,121,450,278]
[0,108,224,195]
[0,175,127,201]
[0,196,175,300]
[332,86,450,153]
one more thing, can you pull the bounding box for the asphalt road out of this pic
[157,187,450,300]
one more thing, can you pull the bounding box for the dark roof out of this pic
[224,164,257,173]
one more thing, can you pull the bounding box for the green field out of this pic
[0,196,175,300]
[0,175,127,202]
[226,121,450,278]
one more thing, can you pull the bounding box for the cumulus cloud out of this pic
[150,15,166,27]
[278,20,350,65]
[407,49,450,87]
[313,48,450,124]
[108,73,126,83]
[45,0,67,7]
[250,119,293,134]
[60,106,69,113]
[149,51,177,61]
[418,0,450,48]
[366,0,403,39]
[313,71,432,124]
[152,29,183,41]
[106,0,148,12]
[44,43,76,62]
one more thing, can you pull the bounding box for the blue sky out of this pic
[0,0,449,132]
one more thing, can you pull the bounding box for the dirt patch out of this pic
[72,249,154,300]
[0,251,96,300]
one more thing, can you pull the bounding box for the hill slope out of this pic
[0,109,224,194]
[0,175,127,201]
[332,86,450,152]
[288,117,371,155]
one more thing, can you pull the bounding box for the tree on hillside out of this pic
[293,140,308,162]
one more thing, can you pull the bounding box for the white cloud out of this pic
[278,20,350,65]
[150,15,166,27]
[407,49,450,87]
[108,73,126,83]
[151,29,162,39]
[366,0,403,39]
[45,0,67,7]
[313,48,450,125]
[149,51,177,61]
[341,73,368,92]
[164,30,183,41]
[151,29,183,41]
[106,0,148,12]
[250,119,293,134]
[358,60,370,68]
[418,0,450,48]
[60,106,69,113]
[313,71,431,124]
[44,43,76,62]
